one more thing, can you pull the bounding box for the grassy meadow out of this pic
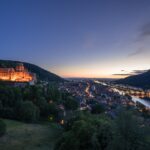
[0,119,61,150]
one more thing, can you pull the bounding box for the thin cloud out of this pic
[113,69,148,77]
[112,74,132,76]
[135,22,150,42]
[139,22,150,40]
[128,48,144,57]
[131,69,148,74]
[128,22,150,57]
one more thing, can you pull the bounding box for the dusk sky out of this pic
[0,0,150,78]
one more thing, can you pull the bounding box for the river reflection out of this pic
[94,80,150,109]
[113,88,150,109]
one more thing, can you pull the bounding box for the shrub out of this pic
[55,113,113,150]
[91,104,105,114]
[0,119,6,137]
[18,101,40,123]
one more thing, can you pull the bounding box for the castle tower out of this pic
[16,63,25,72]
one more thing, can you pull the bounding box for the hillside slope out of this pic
[115,70,150,89]
[0,60,64,82]
[0,119,61,150]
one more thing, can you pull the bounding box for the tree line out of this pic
[55,110,150,150]
[0,84,79,123]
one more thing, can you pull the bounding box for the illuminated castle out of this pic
[0,63,36,83]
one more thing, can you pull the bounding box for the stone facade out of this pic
[0,63,36,83]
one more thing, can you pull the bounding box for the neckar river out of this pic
[94,80,150,109]
[112,87,150,109]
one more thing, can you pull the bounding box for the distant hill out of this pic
[0,60,64,82]
[115,70,150,89]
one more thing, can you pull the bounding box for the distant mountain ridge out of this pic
[115,70,150,89]
[0,60,64,82]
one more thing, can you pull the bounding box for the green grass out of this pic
[0,119,62,150]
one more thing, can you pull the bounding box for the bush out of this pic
[0,120,6,137]
[111,111,149,150]
[55,113,113,150]
[64,96,79,110]
[0,107,15,119]
[91,104,105,114]
[18,101,40,123]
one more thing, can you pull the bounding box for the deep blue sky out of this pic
[0,0,150,78]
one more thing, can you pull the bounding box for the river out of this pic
[94,80,150,109]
